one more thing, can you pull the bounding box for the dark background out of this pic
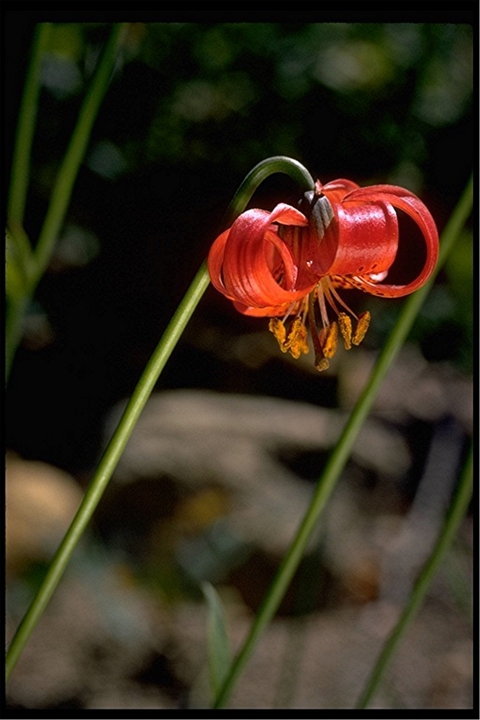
[5,19,473,471]
[5,16,474,710]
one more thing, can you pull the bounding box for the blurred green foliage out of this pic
[24,22,472,185]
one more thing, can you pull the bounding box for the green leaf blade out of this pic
[202,582,232,701]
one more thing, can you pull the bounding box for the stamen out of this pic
[309,290,329,371]
[352,311,371,345]
[269,316,309,358]
[281,301,298,324]
[319,321,338,358]
[268,282,370,371]
[316,282,331,329]
[337,313,352,350]
[269,318,288,352]
[327,281,359,318]
[285,317,309,358]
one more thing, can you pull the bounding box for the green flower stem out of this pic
[6,25,52,379]
[31,24,127,285]
[222,155,314,226]
[356,441,473,709]
[8,23,52,231]
[5,156,314,682]
[213,173,473,709]
[5,24,127,382]
[5,261,210,683]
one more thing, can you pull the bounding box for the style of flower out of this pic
[208,178,439,371]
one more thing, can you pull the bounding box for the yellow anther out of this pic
[319,321,338,359]
[286,317,309,359]
[337,312,352,350]
[269,317,288,352]
[269,283,372,371]
[352,311,371,345]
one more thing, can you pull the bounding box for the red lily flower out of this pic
[208,178,439,371]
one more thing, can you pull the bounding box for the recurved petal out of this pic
[208,204,313,309]
[320,178,360,203]
[208,227,234,298]
[310,199,399,277]
[343,185,439,297]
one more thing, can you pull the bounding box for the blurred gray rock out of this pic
[107,390,410,554]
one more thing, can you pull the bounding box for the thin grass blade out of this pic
[202,582,232,701]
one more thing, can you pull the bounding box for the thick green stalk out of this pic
[356,441,473,709]
[5,157,314,681]
[213,174,473,709]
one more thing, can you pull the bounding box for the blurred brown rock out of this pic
[6,453,83,574]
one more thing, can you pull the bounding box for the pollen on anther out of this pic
[320,321,338,359]
[269,318,288,351]
[286,317,309,358]
[338,313,352,350]
[352,311,371,345]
